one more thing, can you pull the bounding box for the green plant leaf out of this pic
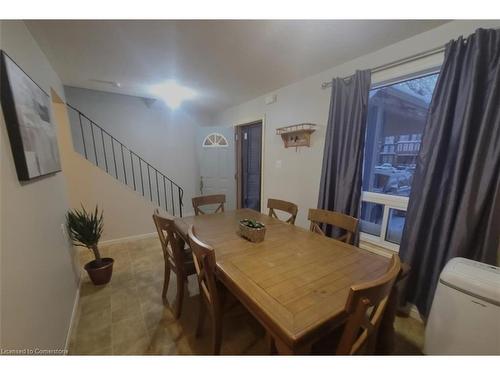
[240,218,264,229]
[66,204,104,249]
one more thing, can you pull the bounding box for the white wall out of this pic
[53,101,165,242]
[0,21,79,350]
[64,86,201,218]
[207,20,500,229]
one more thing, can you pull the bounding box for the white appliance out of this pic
[425,257,500,355]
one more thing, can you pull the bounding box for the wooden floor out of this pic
[68,236,424,355]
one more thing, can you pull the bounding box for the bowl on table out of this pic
[238,219,266,243]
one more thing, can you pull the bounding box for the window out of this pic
[360,202,384,237]
[360,71,439,250]
[202,133,229,148]
[386,208,407,244]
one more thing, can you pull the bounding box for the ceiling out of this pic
[26,20,448,117]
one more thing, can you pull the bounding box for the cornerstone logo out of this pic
[0,348,68,355]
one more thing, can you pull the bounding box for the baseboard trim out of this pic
[100,231,158,246]
[64,276,82,353]
[99,210,195,246]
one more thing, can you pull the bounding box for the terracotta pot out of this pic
[84,257,114,285]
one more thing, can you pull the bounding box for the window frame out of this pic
[202,132,229,148]
[360,67,441,252]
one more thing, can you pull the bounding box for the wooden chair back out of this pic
[192,194,226,216]
[267,198,298,225]
[336,255,401,355]
[187,225,220,314]
[152,210,186,272]
[308,208,359,244]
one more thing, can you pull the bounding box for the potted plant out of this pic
[239,218,266,243]
[67,205,113,285]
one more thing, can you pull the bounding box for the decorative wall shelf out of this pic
[276,123,317,149]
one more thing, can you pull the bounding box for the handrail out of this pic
[66,103,184,217]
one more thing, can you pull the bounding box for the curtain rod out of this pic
[321,45,445,89]
[321,27,500,88]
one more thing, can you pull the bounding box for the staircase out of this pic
[66,103,184,216]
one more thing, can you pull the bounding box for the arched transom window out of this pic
[202,133,229,148]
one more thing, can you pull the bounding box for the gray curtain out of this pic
[318,70,371,242]
[400,28,500,317]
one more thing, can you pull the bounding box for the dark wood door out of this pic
[239,122,262,211]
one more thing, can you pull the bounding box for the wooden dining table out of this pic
[175,208,391,354]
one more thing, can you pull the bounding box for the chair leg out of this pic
[196,295,206,338]
[174,272,185,319]
[211,311,222,355]
[162,262,171,304]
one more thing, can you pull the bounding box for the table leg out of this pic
[271,335,311,355]
[266,332,277,355]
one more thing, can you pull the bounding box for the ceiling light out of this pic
[148,80,197,109]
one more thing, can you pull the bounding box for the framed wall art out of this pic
[0,50,61,181]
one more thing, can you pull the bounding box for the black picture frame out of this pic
[0,50,61,182]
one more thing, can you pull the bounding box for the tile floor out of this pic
[68,236,424,355]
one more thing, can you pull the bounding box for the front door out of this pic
[198,127,236,209]
[236,122,262,211]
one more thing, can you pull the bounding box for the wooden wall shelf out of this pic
[276,123,317,148]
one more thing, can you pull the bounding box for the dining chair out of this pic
[187,225,223,355]
[310,254,401,355]
[267,198,298,225]
[192,194,226,216]
[308,208,359,244]
[152,210,196,319]
[336,254,401,354]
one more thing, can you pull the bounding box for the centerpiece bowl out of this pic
[239,219,266,243]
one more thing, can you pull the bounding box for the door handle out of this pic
[200,177,204,195]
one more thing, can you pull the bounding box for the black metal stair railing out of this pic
[66,103,183,217]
